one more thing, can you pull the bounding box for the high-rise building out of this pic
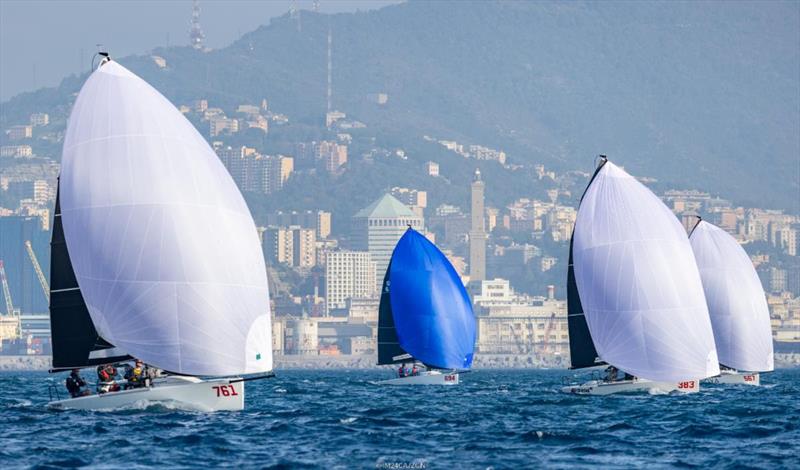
[217,147,292,194]
[316,141,347,174]
[292,227,317,269]
[263,226,316,269]
[317,211,332,239]
[469,169,487,282]
[326,251,377,314]
[264,155,294,194]
[263,227,294,266]
[351,194,424,283]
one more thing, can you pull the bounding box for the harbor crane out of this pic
[0,260,14,317]
[0,260,22,338]
[24,241,49,302]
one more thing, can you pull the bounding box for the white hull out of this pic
[49,376,245,411]
[377,370,459,386]
[562,378,700,395]
[704,370,760,386]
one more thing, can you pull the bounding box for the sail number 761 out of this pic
[212,385,239,397]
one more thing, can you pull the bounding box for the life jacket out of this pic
[98,368,113,383]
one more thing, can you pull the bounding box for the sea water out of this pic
[0,369,797,468]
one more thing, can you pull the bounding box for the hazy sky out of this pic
[0,0,399,101]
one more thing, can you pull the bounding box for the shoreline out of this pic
[2,353,798,371]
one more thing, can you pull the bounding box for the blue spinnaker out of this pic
[388,228,476,369]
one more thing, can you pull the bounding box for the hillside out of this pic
[1,0,798,211]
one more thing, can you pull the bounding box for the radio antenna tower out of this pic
[327,23,332,113]
[190,0,205,51]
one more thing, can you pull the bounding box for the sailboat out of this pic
[562,157,720,395]
[47,55,273,411]
[376,228,476,385]
[689,218,774,386]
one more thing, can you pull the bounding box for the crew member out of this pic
[411,364,419,376]
[124,360,145,389]
[65,368,90,398]
[605,366,619,382]
[398,363,407,378]
[97,364,120,394]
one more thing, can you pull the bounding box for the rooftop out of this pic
[354,193,417,219]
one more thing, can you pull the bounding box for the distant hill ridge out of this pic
[2,0,797,211]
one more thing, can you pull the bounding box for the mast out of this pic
[566,156,607,369]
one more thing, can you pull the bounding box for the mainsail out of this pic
[571,160,719,382]
[689,220,774,372]
[377,228,475,370]
[376,261,411,365]
[49,183,131,370]
[567,159,607,369]
[58,59,271,376]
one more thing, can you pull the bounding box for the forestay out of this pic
[59,60,271,376]
[572,161,719,382]
[388,229,475,370]
[689,220,774,372]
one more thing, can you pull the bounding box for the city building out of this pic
[426,161,439,177]
[469,169,487,282]
[316,141,347,174]
[351,194,424,283]
[390,187,427,218]
[6,125,32,140]
[325,251,377,314]
[29,113,49,127]
[265,210,332,239]
[263,226,316,269]
[0,145,33,158]
[209,116,239,137]
[470,279,568,357]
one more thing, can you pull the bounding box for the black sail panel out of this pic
[566,157,609,369]
[567,236,602,369]
[49,183,131,371]
[377,261,412,365]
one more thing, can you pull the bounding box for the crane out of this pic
[541,313,557,356]
[0,260,14,317]
[25,241,49,302]
[0,260,22,338]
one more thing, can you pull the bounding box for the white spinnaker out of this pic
[60,60,272,376]
[572,161,719,382]
[689,221,774,372]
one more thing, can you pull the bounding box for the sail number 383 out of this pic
[212,385,239,397]
[677,381,696,389]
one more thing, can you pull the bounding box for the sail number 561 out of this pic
[212,385,239,397]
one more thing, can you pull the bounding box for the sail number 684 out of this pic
[212,385,239,397]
